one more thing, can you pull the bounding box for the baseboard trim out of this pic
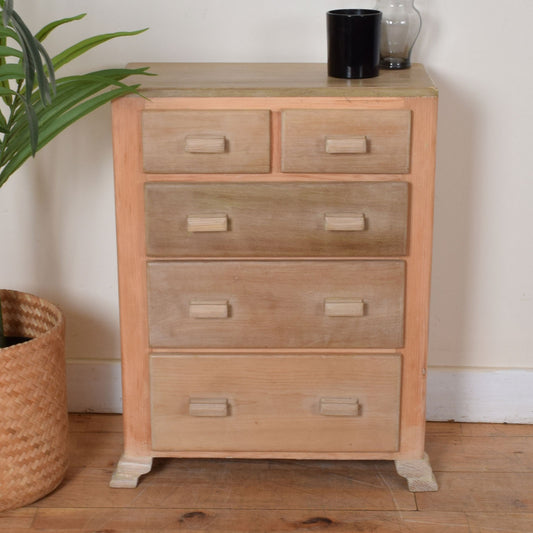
[426,367,533,423]
[66,359,122,413]
[66,360,533,423]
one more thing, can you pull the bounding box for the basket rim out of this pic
[0,289,65,350]
[0,288,68,512]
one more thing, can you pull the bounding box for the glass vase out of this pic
[375,0,422,69]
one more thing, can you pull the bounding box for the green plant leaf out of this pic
[0,4,151,189]
[0,111,8,134]
[0,85,16,95]
[0,44,22,58]
[0,63,24,81]
[35,13,86,42]
[21,95,38,155]
[10,10,54,104]
[34,37,56,97]
[0,83,141,186]
[1,0,13,27]
[0,84,17,114]
[52,28,148,70]
[0,26,19,41]
[5,68,148,145]
[0,67,149,181]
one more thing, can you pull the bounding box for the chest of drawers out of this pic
[109,63,439,492]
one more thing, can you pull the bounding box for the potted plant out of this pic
[0,0,149,511]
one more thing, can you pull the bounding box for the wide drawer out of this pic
[142,110,271,173]
[151,354,401,453]
[145,182,409,257]
[147,260,405,349]
[281,109,411,174]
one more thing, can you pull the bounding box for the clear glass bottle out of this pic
[375,0,422,69]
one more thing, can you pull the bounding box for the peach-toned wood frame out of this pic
[110,63,438,492]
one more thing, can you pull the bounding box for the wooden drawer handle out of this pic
[325,136,367,154]
[324,298,365,317]
[185,134,226,153]
[189,397,229,417]
[189,299,229,319]
[324,213,366,232]
[319,397,360,417]
[187,213,228,233]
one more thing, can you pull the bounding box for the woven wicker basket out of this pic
[0,289,68,512]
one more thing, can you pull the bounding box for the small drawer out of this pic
[147,260,405,349]
[151,354,401,453]
[281,109,411,174]
[142,110,271,173]
[145,182,408,257]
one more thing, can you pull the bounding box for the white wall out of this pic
[1,0,532,421]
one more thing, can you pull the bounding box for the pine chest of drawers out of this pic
[110,63,439,492]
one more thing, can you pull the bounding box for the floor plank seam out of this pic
[4,417,532,530]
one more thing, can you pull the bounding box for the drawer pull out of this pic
[189,397,229,417]
[324,298,365,317]
[189,299,229,319]
[187,213,228,233]
[319,397,360,417]
[185,134,226,153]
[325,136,368,154]
[324,213,366,232]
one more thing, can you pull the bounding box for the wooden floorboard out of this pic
[0,415,532,532]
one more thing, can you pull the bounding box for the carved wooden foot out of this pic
[109,454,153,488]
[394,452,438,492]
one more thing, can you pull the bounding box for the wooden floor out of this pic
[1,415,532,532]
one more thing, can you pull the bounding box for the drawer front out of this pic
[142,110,271,174]
[147,260,405,349]
[151,354,401,453]
[145,182,408,257]
[281,109,411,174]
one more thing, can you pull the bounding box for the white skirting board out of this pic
[66,360,533,423]
[66,359,122,414]
[426,367,533,424]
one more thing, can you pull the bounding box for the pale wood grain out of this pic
[32,462,416,511]
[10,510,533,533]
[142,109,270,173]
[28,509,474,532]
[145,182,408,257]
[111,64,438,482]
[151,354,401,453]
[281,109,411,174]
[186,213,228,233]
[125,62,438,98]
[426,434,533,473]
[459,422,533,437]
[111,97,152,458]
[425,422,464,436]
[5,417,533,532]
[147,261,405,349]
[465,512,533,532]
[319,397,361,417]
[68,431,123,468]
[188,299,229,319]
[109,455,153,488]
[0,508,35,529]
[324,297,365,317]
[184,133,226,153]
[68,413,123,433]
[324,212,366,231]
[395,453,438,492]
[416,472,533,512]
[188,397,229,417]
[325,135,368,154]
[397,96,438,459]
